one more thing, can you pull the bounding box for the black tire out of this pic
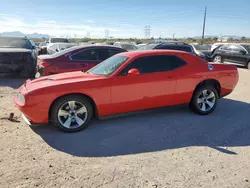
[247,61,250,69]
[189,85,218,115]
[213,55,224,64]
[51,95,93,133]
[20,67,36,78]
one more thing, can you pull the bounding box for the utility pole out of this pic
[172,32,175,40]
[201,6,207,44]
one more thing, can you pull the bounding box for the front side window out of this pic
[119,55,187,75]
[241,45,250,53]
[70,49,98,61]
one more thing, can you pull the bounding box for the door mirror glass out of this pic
[127,68,140,76]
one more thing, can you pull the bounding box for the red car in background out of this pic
[15,50,238,132]
[36,45,127,77]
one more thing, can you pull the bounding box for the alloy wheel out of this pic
[197,89,216,112]
[214,56,222,64]
[57,100,88,129]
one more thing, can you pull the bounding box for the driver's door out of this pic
[109,55,181,115]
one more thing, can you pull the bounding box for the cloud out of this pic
[0,15,146,38]
[86,19,95,23]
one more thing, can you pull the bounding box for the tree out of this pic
[213,37,218,41]
[241,36,247,41]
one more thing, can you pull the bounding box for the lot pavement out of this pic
[0,69,250,188]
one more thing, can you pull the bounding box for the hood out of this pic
[0,48,32,53]
[24,71,105,92]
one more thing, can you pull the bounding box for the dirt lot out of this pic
[0,69,250,188]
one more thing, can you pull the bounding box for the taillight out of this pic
[40,61,50,67]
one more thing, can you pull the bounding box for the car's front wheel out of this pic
[51,95,93,132]
[190,86,218,115]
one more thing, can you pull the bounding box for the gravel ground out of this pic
[0,69,250,188]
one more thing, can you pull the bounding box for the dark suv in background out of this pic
[212,43,250,69]
[0,37,37,78]
[137,42,209,61]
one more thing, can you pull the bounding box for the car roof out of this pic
[118,49,190,58]
[156,42,190,46]
[71,44,125,50]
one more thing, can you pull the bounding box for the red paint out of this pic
[14,50,239,124]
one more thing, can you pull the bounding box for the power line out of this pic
[144,25,151,39]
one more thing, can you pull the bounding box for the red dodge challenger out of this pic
[14,50,239,132]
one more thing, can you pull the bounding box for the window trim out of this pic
[117,54,187,76]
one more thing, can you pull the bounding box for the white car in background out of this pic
[46,43,77,55]
[113,42,138,51]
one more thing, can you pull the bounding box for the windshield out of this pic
[193,44,211,51]
[50,38,70,43]
[87,55,129,76]
[241,45,250,53]
[0,37,32,49]
[121,44,138,51]
[50,46,79,57]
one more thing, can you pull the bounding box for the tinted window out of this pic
[155,45,193,53]
[98,49,124,61]
[71,49,98,61]
[241,45,250,53]
[119,55,187,75]
[50,38,70,43]
[227,45,241,52]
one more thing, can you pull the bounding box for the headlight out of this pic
[17,92,25,105]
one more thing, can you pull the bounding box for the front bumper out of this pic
[22,113,32,125]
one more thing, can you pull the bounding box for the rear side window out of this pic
[70,49,98,61]
[98,49,124,61]
[119,55,187,75]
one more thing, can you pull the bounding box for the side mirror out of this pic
[127,68,140,76]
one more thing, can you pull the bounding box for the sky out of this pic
[0,0,249,38]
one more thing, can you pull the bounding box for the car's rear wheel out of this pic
[51,95,93,132]
[190,86,218,115]
[247,61,250,69]
[213,55,223,64]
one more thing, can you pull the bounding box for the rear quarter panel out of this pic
[174,54,238,104]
